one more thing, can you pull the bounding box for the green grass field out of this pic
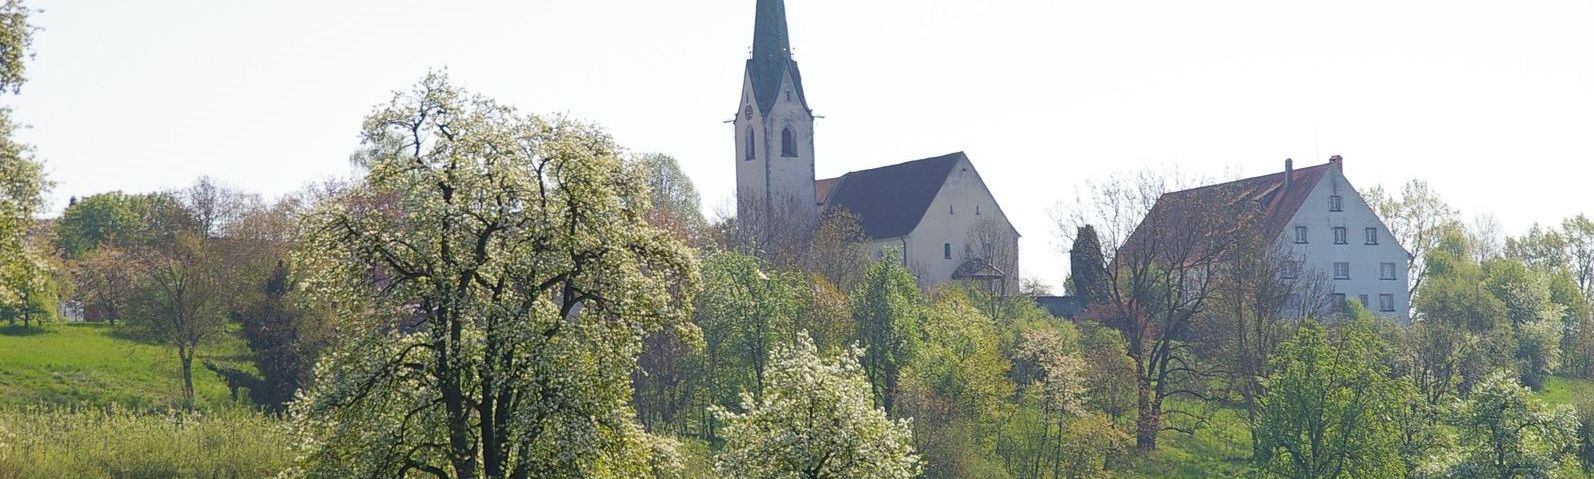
[1114,378,1594,478]
[1541,376,1594,407]
[0,323,250,410]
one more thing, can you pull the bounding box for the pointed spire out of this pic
[752,0,792,62]
[746,0,806,115]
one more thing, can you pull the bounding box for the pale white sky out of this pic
[10,0,1594,291]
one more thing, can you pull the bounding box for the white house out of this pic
[1132,156,1411,321]
[732,0,1020,289]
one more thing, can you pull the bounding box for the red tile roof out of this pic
[1127,161,1337,254]
[815,177,839,205]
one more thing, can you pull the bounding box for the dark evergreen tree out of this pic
[1070,225,1110,309]
[239,261,325,410]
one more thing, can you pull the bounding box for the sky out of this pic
[9,0,1594,291]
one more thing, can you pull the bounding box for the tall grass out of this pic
[0,406,290,479]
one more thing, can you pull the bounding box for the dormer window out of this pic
[745,127,756,161]
[780,127,798,158]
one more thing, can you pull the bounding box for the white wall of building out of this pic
[733,70,817,227]
[1275,166,1412,321]
[866,156,1020,289]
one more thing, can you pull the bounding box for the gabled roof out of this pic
[1142,161,1336,244]
[819,152,966,239]
[747,0,808,115]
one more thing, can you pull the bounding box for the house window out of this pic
[1380,262,1397,280]
[949,205,955,215]
[976,205,982,216]
[1281,261,1300,279]
[1379,294,1396,312]
[1332,293,1348,310]
[1294,226,1309,244]
[1333,227,1348,245]
[944,243,952,260]
[744,127,755,161]
[780,127,798,158]
[1330,195,1344,212]
[1365,227,1379,245]
[1359,294,1370,308]
[1333,262,1350,280]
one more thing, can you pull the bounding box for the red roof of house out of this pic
[1124,161,1338,257]
[815,177,839,205]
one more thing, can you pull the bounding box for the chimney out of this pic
[1284,158,1294,194]
[1329,155,1343,171]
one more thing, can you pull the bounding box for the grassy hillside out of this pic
[1113,378,1594,478]
[0,324,249,410]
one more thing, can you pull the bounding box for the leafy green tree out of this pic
[1412,228,1515,401]
[1077,321,1135,421]
[1253,320,1405,479]
[56,192,140,258]
[1439,371,1577,479]
[1484,259,1566,390]
[0,245,54,327]
[287,74,697,479]
[1575,398,1594,479]
[1561,215,1594,299]
[0,0,35,95]
[852,252,926,415]
[900,289,1013,479]
[630,153,706,245]
[1546,270,1593,378]
[1506,225,1571,273]
[714,333,921,479]
[0,2,48,329]
[699,251,797,403]
[1009,322,1093,478]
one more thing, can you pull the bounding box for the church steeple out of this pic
[735,0,818,242]
[747,0,806,115]
[752,0,791,61]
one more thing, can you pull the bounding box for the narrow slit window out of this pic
[744,127,755,161]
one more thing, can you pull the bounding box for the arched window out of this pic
[745,127,755,161]
[781,126,798,158]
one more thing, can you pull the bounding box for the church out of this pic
[732,0,1021,290]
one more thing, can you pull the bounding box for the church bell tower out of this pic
[735,0,817,235]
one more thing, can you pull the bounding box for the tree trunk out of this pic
[179,346,196,408]
[1136,372,1159,452]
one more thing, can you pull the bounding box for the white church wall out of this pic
[902,156,1020,289]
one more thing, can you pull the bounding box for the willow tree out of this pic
[288,74,699,479]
